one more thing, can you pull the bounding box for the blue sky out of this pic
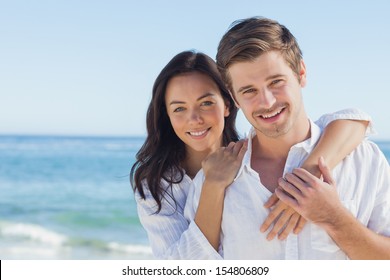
[1,0,389,139]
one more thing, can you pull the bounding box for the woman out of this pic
[130,50,369,259]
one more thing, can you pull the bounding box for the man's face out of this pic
[228,51,307,138]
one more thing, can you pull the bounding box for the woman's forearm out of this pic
[194,180,226,250]
[302,120,368,177]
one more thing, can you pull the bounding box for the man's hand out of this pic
[260,193,306,240]
[275,157,345,227]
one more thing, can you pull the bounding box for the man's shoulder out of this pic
[353,140,384,155]
[346,139,388,168]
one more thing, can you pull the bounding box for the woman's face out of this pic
[165,72,230,155]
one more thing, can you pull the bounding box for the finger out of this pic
[291,168,319,188]
[284,172,309,194]
[293,216,307,234]
[275,187,299,208]
[225,141,235,151]
[278,212,300,240]
[278,177,303,200]
[232,140,244,155]
[267,208,295,241]
[319,156,336,186]
[236,139,248,160]
[260,204,284,233]
[264,193,279,208]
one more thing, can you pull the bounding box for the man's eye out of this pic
[271,79,282,85]
[243,88,256,94]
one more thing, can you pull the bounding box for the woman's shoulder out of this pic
[136,171,192,215]
[136,170,192,201]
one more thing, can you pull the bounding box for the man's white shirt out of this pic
[184,119,390,259]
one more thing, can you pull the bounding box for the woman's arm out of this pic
[136,141,247,259]
[301,119,369,177]
[194,140,247,250]
[136,189,222,259]
[261,111,370,240]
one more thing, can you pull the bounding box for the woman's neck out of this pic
[183,137,224,179]
[183,150,216,178]
[183,149,213,179]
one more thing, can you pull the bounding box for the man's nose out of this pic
[258,89,276,109]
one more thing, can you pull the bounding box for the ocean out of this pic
[0,135,389,260]
[0,135,151,259]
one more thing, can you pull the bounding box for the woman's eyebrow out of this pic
[169,92,215,106]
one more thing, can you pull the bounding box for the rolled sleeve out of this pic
[136,187,221,259]
[315,108,375,136]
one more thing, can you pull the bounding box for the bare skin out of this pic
[276,157,390,259]
[194,140,247,249]
[261,119,368,240]
[167,67,368,252]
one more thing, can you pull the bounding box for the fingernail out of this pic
[260,226,265,232]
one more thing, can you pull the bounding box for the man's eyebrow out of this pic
[265,74,285,81]
[236,74,286,93]
[169,92,215,106]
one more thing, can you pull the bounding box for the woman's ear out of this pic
[224,104,230,117]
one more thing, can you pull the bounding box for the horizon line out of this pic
[0,133,147,139]
[0,133,389,143]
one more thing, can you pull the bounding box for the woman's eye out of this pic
[173,107,185,113]
[201,101,213,106]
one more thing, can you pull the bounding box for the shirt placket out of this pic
[283,146,306,260]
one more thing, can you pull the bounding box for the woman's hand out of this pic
[202,140,247,189]
[260,193,306,240]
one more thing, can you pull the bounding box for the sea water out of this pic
[0,135,389,260]
[0,135,151,259]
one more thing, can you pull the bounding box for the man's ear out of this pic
[299,60,307,87]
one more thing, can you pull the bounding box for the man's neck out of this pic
[253,118,311,160]
[250,118,311,192]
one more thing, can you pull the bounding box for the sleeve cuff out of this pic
[315,108,375,137]
[187,222,223,259]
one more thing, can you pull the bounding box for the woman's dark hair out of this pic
[130,50,239,213]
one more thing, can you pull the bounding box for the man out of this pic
[184,17,390,259]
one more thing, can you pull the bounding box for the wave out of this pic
[0,220,67,246]
[0,220,153,259]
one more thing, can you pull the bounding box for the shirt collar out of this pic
[291,119,321,154]
[234,119,321,180]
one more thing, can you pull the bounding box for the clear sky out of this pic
[1,0,389,139]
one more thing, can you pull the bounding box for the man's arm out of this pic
[276,157,390,259]
[261,118,369,240]
[321,204,390,259]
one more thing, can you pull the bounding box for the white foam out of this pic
[0,221,67,246]
[107,242,153,256]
